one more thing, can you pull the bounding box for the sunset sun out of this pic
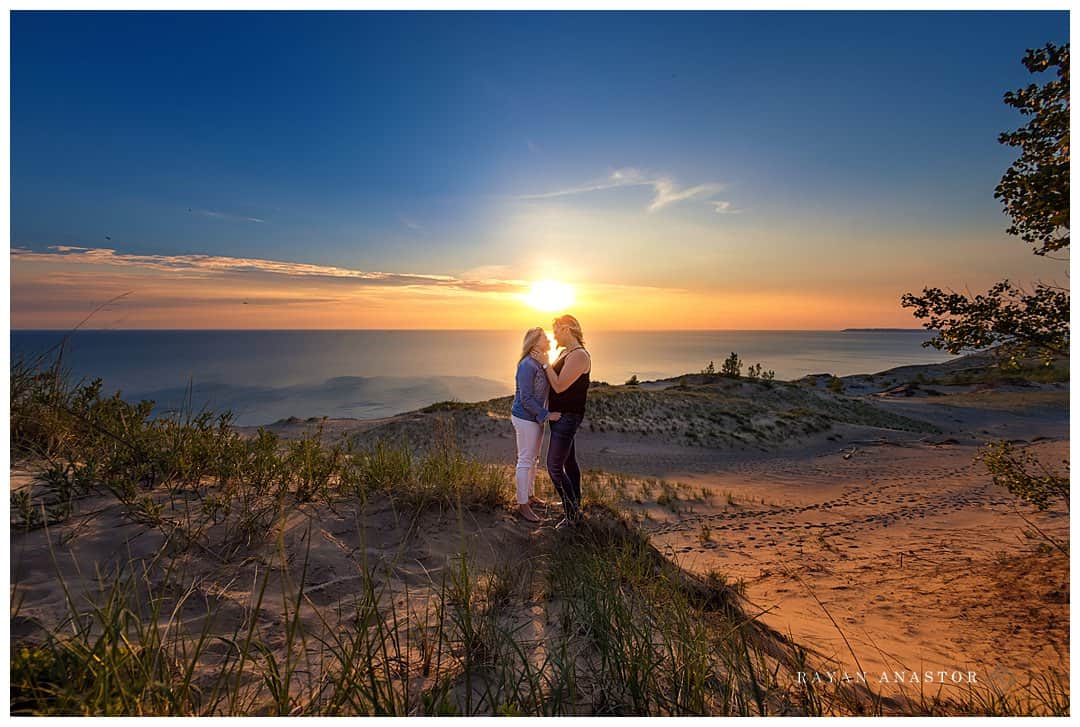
[524,280,575,312]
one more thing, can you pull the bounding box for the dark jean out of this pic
[546,412,584,521]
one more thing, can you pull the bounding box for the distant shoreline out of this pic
[841,328,928,332]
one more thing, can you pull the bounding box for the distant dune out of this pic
[240,350,1067,462]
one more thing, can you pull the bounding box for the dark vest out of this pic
[549,349,590,414]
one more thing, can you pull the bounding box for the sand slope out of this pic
[234,353,1069,701]
[11,352,1070,711]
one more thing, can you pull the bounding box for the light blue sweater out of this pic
[511,356,550,424]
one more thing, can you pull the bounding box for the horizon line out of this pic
[11,327,932,333]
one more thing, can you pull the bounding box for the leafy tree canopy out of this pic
[902,42,1069,364]
[995,43,1070,255]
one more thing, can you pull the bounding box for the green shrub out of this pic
[980,440,1069,511]
[720,353,742,378]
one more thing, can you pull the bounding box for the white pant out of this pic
[511,414,544,505]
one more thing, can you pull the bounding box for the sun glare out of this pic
[524,280,575,312]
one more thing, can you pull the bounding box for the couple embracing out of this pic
[510,314,591,526]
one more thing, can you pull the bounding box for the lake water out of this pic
[11,330,955,425]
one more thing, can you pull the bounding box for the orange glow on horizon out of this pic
[10,249,994,331]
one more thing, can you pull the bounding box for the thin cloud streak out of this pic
[190,208,266,223]
[10,246,522,293]
[519,167,734,214]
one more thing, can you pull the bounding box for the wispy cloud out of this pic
[517,167,645,200]
[400,217,423,231]
[647,179,720,212]
[189,208,265,224]
[519,167,735,214]
[10,246,522,293]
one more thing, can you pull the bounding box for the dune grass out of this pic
[929,357,1070,386]
[348,374,942,454]
[9,349,1067,716]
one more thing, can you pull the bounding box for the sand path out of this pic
[633,430,1068,695]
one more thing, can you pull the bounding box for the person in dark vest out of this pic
[533,314,590,527]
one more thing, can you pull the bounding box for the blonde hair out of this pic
[553,314,585,346]
[519,327,546,363]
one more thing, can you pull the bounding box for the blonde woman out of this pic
[511,327,561,522]
[533,314,590,527]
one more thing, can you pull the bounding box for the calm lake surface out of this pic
[11,330,955,425]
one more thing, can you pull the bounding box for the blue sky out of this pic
[10,10,1070,329]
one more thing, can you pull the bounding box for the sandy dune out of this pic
[236,363,1069,701]
[10,354,1069,711]
[645,438,1068,691]
[609,383,1070,697]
